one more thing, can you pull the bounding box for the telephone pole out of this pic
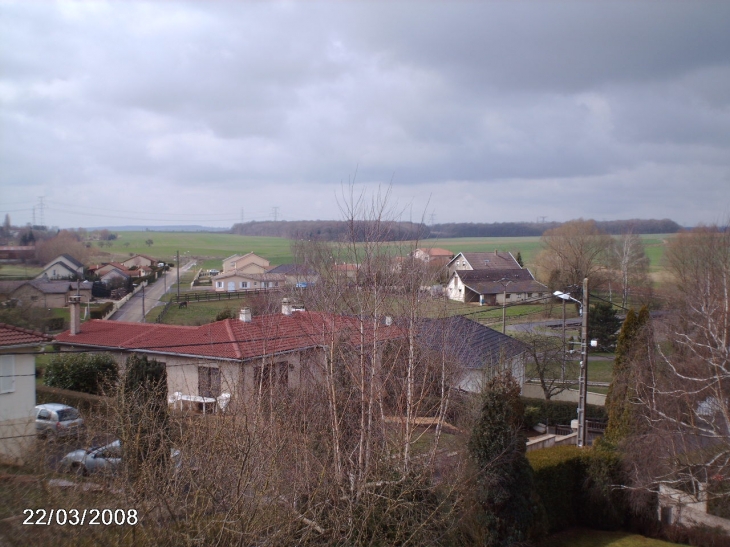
[176,250,180,301]
[577,277,590,448]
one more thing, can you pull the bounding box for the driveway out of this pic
[110,261,195,322]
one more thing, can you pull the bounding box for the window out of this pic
[198,366,221,398]
[0,355,15,394]
[216,281,223,289]
[240,281,248,289]
[253,362,289,393]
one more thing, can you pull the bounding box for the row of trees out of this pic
[535,218,652,308]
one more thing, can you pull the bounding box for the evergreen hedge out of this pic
[527,445,627,534]
[522,397,607,428]
[44,352,118,395]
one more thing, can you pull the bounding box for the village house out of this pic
[35,254,84,281]
[447,268,549,305]
[0,323,52,464]
[54,299,401,413]
[212,271,286,292]
[221,252,270,274]
[0,279,93,307]
[446,251,521,279]
[121,254,159,269]
[419,315,529,392]
[265,264,319,287]
[412,247,454,267]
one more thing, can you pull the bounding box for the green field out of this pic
[96,231,295,266]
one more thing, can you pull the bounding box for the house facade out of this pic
[121,254,158,269]
[36,254,84,280]
[447,268,549,304]
[265,264,319,287]
[412,247,454,267]
[54,300,401,413]
[0,324,51,464]
[0,280,92,307]
[221,252,270,274]
[212,271,286,292]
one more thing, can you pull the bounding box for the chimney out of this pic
[69,295,82,335]
[239,307,252,323]
[282,298,292,316]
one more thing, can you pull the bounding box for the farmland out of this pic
[89,231,674,273]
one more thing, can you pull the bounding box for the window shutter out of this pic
[0,355,15,394]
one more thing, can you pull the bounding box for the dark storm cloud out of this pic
[1,1,728,227]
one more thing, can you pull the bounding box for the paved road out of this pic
[110,262,195,323]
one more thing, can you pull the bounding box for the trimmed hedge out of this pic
[90,301,114,319]
[522,397,607,429]
[44,352,118,395]
[528,445,627,534]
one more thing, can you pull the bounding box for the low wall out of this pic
[526,432,577,452]
[522,383,606,406]
[659,485,730,533]
[103,281,147,320]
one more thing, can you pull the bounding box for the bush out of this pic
[521,397,607,428]
[215,308,233,321]
[527,445,628,534]
[90,302,114,319]
[44,353,118,395]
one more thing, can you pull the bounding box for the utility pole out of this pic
[498,278,512,334]
[141,283,146,323]
[272,207,279,222]
[37,196,46,228]
[176,250,180,301]
[561,296,566,384]
[577,277,590,448]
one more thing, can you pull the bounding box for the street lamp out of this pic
[554,280,596,448]
[498,278,512,334]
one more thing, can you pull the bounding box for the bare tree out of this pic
[518,330,578,400]
[625,225,730,509]
[611,230,650,308]
[535,218,614,291]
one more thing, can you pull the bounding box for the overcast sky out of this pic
[1,1,729,229]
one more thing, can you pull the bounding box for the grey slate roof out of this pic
[266,263,316,276]
[456,268,548,296]
[449,251,521,271]
[420,315,528,370]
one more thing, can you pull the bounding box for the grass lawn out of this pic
[155,298,254,325]
[540,528,683,547]
[0,263,43,278]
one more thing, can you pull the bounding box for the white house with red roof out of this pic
[55,299,401,413]
[0,324,52,464]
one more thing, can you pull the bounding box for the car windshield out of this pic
[57,408,79,421]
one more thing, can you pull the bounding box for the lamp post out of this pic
[553,289,583,384]
[554,279,593,448]
[498,278,512,334]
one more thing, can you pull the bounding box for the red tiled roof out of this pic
[0,323,52,348]
[418,248,453,257]
[54,312,402,361]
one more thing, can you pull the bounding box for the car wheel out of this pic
[71,463,87,477]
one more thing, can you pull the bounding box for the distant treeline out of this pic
[230,218,682,241]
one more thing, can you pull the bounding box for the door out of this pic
[227,281,235,292]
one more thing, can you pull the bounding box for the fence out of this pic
[172,287,281,303]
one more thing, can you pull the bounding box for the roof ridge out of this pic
[223,319,242,359]
[0,322,51,339]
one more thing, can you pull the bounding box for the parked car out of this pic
[61,440,181,476]
[35,403,84,440]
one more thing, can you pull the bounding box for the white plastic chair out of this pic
[168,391,183,407]
[216,393,231,414]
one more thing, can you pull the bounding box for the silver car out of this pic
[61,440,181,476]
[61,440,122,476]
[35,403,84,439]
